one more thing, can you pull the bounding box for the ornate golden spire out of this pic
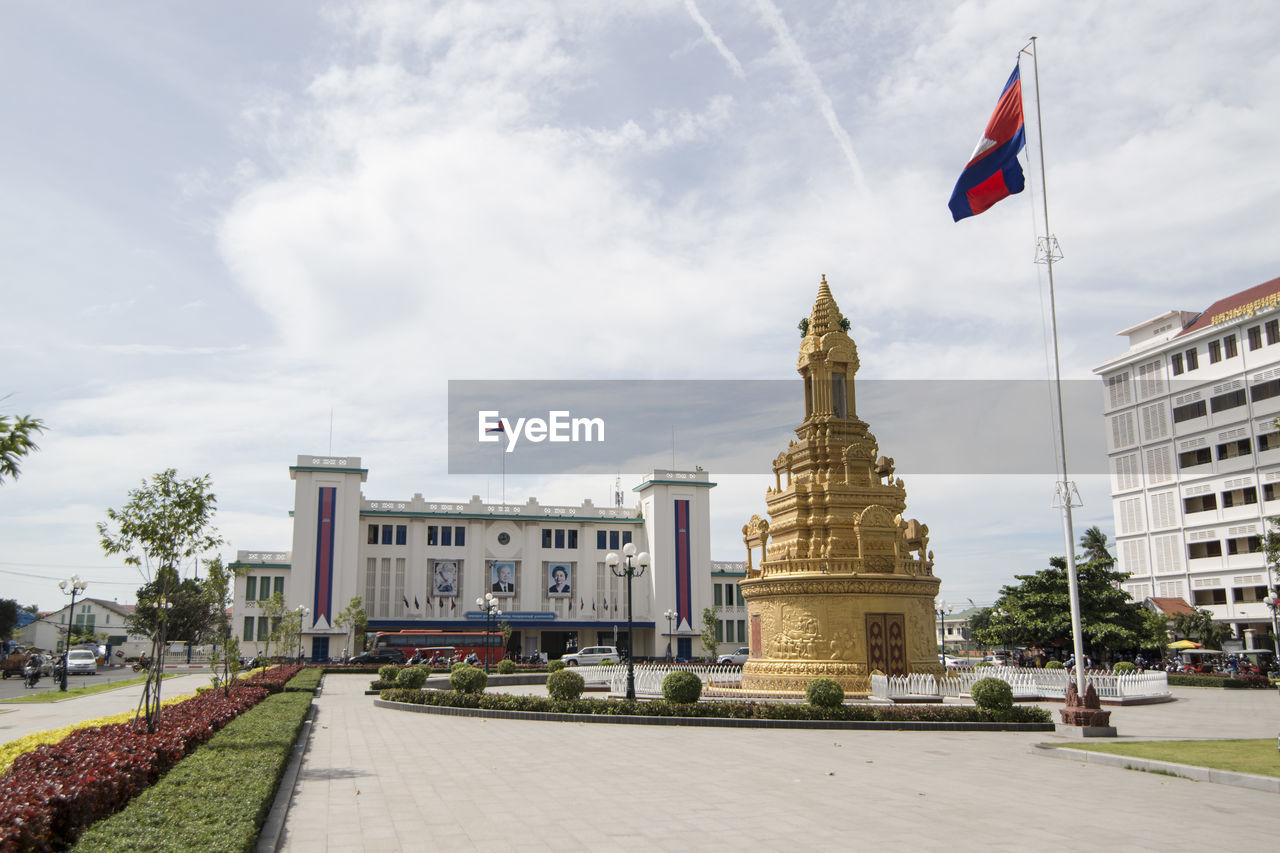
[806,274,843,338]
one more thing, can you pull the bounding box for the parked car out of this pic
[938,654,964,669]
[560,646,619,666]
[717,647,750,665]
[348,649,405,665]
[65,649,98,675]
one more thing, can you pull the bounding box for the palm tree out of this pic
[0,412,45,484]
[1078,525,1112,564]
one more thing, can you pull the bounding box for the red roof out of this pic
[1177,275,1280,337]
[1147,597,1195,616]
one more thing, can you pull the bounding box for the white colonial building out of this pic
[19,597,149,661]
[1093,276,1280,647]
[232,456,718,662]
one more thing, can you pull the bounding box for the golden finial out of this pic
[808,274,842,337]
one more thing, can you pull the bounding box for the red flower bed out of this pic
[0,681,271,852]
[243,664,303,693]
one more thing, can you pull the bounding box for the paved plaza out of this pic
[2,672,1276,851]
[279,675,1280,852]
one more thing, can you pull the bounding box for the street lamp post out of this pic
[475,593,502,673]
[58,575,88,692]
[1263,590,1280,662]
[935,600,951,664]
[296,606,310,663]
[606,543,650,701]
[664,608,678,661]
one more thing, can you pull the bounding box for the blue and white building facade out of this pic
[1094,277,1280,646]
[232,456,716,661]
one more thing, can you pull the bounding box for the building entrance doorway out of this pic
[541,631,578,659]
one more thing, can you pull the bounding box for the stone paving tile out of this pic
[276,676,1280,852]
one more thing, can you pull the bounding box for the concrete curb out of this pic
[1033,743,1280,793]
[374,698,1056,731]
[256,703,317,853]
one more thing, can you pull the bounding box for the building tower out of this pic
[739,277,941,695]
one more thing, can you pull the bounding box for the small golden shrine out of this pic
[739,276,941,695]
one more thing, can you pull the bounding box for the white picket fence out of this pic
[577,663,745,698]
[870,669,1169,702]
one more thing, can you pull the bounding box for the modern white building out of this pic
[232,456,718,662]
[1094,276,1280,647]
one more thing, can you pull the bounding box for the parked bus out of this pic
[373,630,504,663]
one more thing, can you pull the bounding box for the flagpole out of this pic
[1023,36,1087,697]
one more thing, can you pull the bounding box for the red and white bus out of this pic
[373,629,504,663]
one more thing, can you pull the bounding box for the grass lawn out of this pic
[0,673,177,704]
[1059,739,1280,778]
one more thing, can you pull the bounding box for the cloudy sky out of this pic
[3,1,1278,611]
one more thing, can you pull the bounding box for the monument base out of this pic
[1058,681,1116,738]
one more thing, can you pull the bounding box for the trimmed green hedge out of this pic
[378,688,1052,723]
[284,668,323,692]
[72,691,313,853]
[1168,673,1272,689]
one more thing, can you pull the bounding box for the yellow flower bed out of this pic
[0,690,197,777]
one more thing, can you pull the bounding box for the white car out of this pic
[718,647,750,665]
[560,646,619,666]
[65,649,97,674]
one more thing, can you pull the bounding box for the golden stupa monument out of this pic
[739,276,941,696]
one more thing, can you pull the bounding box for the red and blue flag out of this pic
[948,65,1026,221]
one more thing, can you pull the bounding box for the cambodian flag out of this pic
[948,65,1026,221]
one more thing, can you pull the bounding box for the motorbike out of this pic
[132,657,151,672]
[23,663,40,689]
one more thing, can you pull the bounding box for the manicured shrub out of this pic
[396,666,428,688]
[1044,660,1064,669]
[547,660,565,672]
[806,678,844,708]
[1112,661,1136,673]
[662,670,703,704]
[450,661,472,673]
[496,659,517,674]
[378,664,401,682]
[450,665,488,695]
[970,677,1013,712]
[599,658,615,666]
[975,661,992,668]
[377,688,1054,723]
[546,669,585,702]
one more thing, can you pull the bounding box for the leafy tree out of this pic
[332,596,367,658]
[0,599,19,640]
[1169,608,1230,650]
[0,413,45,484]
[258,593,302,665]
[1078,525,1113,563]
[969,556,1152,662]
[1263,516,1280,592]
[99,469,222,732]
[128,568,218,647]
[1140,608,1172,653]
[700,607,718,662]
[203,556,240,695]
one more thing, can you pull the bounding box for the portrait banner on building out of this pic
[431,560,459,597]
[489,561,517,596]
[547,562,573,597]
